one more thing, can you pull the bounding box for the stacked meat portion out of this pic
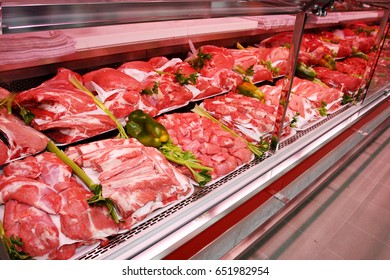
[0,139,193,259]
[0,87,48,165]
[65,138,193,227]
[201,92,278,143]
[0,152,120,259]
[259,77,344,129]
[14,68,117,144]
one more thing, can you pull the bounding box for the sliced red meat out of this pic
[118,60,155,73]
[38,68,83,91]
[252,65,273,83]
[313,66,362,94]
[65,138,192,226]
[228,48,259,70]
[185,45,235,78]
[0,141,9,165]
[35,152,73,192]
[202,92,277,143]
[83,68,142,93]
[2,156,41,179]
[336,57,369,76]
[82,68,142,119]
[212,69,243,93]
[257,46,289,76]
[59,180,120,242]
[3,200,60,258]
[117,60,159,84]
[260,84,283,106]
[65,138,143,167]
[192,76,223,100]
[148,56,170,68]
[260,32,293,48]
[0,108,48,162]
[0,175,61,214]
[37,112,116,144]
[140,74,194,114]
[15,87,97,123]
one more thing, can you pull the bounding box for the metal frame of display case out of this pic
[0,0,389,260]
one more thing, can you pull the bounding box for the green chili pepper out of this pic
[126,110,169,147]
[125,121,143,138]
[319,54,336,70]
[136,130,162,148]
[296,62,317,80]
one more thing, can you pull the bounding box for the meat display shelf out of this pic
[1,0,390,260]
[72,90,388,260]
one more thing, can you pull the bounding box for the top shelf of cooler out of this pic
[1,0,387,34]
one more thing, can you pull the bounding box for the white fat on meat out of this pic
[66,138,193,224]
[91,81,122,103]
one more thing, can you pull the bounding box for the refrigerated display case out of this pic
[0,0,389,260]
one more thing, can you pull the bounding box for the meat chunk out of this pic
[3,200,60,258]
[202,92,277,143]
[158,112,253,180]
[59,180,120,241]
[0,175,61,214]
[0,108,48,165]
[65,138,193,227]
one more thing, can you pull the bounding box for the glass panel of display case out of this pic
[364,22,390,102]
[1,0,308,34]
[268,0,389,151]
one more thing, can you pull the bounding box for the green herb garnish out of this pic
[0,219,33,260]
[187,49,212,71]
[159,141,213,186]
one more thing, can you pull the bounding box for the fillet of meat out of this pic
[0,175,61,214]
[3,200,60,258]
[59,180,120,241]
[36,111,116,144]
[0,108,48,164]
[65,138,193,227]
[82,68,142,119]
[202,92,277,143]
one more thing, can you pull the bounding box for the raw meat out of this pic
[186,45,235,77]
[35,111,116,144]
[118,60,157,82]
[0,87,11,99]
[289,77,343,109]
[257,46,290,76]
[0,108,48,164]
[2,156,41,179]
[201,92,277,143]
[0,175,61,215]
[65,138,193,227]
[3,200,60,258]
[313,66,363,95]
[0,151,129,259]
[35,152,73,192]
[157,112,253,179]
[140,73,195,115]
[13,68,118,144]
[3,151,72,192]
[59,180,120,242]
[82,68,142,119]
